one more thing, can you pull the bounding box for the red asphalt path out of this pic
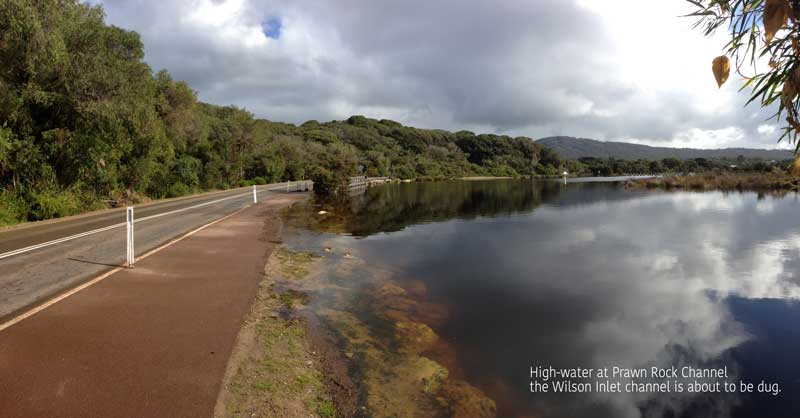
[0,195,304,418]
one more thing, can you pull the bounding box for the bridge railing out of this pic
[348,176,390,189]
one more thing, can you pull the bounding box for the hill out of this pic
[537,136,794,160]
[0,1,564,225]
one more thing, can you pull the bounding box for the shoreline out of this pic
[625,172,800,192]
[217,200,499,418]
[215,205,354,418]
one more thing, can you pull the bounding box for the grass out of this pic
[275,248,319,279]
[278,289,311,308]
[307,399,338,418]
[252,380,274,391]
[221,245,339,418]
[293,373,322,391]
[626,172,800,192]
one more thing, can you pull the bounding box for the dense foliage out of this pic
[0,1,560,226]
[574,156,794,176]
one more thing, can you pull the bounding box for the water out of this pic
[282,179,800,418]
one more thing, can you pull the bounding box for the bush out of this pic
[252,176,266,185]
[308,167,337,195]
[27,190,84,221]
[166,182,191,198]
[0,192,28,227]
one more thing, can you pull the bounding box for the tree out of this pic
[687,0,800,162]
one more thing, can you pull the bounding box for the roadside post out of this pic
[563,171,568,185]
[253,185,257,203]
[126,207,135,268]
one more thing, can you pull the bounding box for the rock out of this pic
[318,210,328,215]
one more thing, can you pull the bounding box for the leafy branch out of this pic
[687,0,800,170]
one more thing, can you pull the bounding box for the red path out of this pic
[0,195,302,418]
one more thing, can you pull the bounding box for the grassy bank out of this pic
[216,245,345,418]
[625,172,800,192]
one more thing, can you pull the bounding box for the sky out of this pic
[92,0,793,150]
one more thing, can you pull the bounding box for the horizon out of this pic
[90,0,794,151]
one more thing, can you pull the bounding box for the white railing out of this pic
[348,176,390,189]
[284,180,313,192]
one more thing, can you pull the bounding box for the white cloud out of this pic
[94,0,786,148]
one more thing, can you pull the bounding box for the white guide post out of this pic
[286,181,290,192]
[252,184,257,203]
[126,207,135,267]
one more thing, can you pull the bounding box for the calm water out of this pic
[285,179,800,418]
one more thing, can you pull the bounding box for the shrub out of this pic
[0,192,28,227]
[27,190,83,221]
[308,167,337,195]
[166,182,191,198]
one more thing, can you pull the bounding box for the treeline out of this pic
[0,0,559,226]
[572,156,794,177]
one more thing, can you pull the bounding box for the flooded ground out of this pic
[276,179,800,418]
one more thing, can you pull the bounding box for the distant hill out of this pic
[537,136,794,161]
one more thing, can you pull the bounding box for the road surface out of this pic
[0,183,308,320]
[0,196,305,418]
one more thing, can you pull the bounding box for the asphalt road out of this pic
[0,197,304,418]
[0,183,307,320]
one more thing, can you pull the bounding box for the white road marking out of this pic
[0,222,126,260]
[0,205,250,332]
[0,185,292,260]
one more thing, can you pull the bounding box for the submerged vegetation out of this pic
[268,238,497,418]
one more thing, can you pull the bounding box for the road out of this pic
[0,183,308,320]
[0,197,305,418]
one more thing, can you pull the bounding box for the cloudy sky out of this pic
[93,0,791,149]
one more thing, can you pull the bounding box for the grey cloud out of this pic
[94,0,781,146]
